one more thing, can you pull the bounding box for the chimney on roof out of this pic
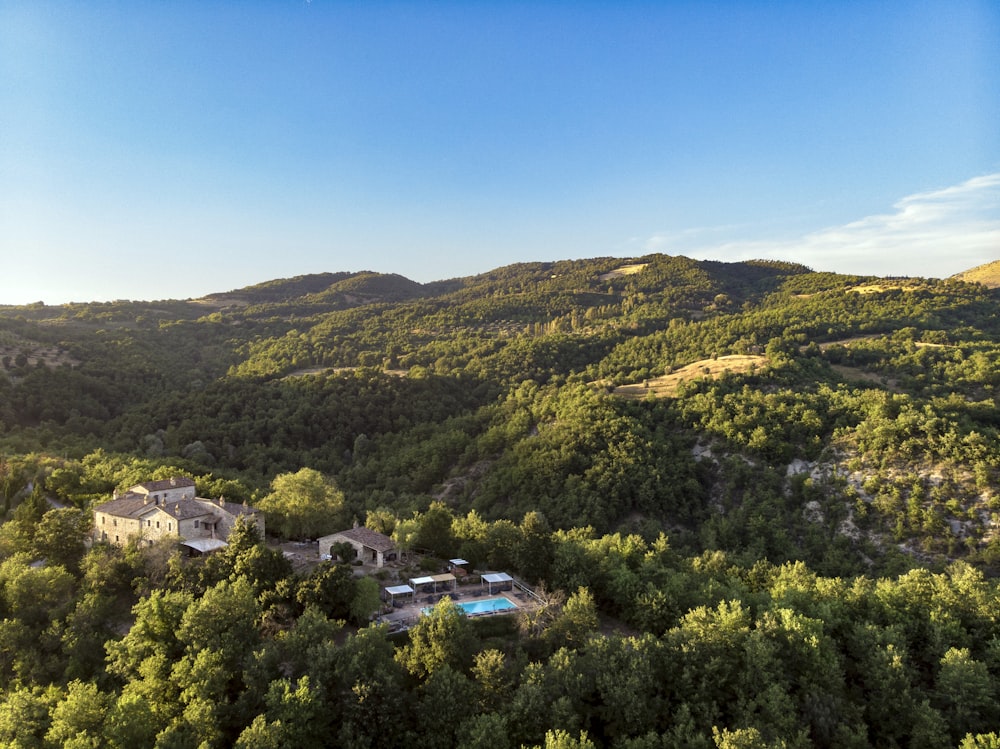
[218,496,225,507]
[170,477,176,486]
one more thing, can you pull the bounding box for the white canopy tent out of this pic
[409,575,434,593]
[383,584,414,606]
[181,538,227,554]
[409,574,456,594]
[481,572,514,595]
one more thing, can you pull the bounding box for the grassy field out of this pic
[612,354,768,399]
[952,259,1000,288]
[598,263,649,281]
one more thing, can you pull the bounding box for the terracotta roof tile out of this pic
[94,494,259,520]
[93,493,150,518]
[333,527,396,552]
[134,477,196,493]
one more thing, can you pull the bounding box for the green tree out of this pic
[0,487,49,557]
[456,713,513,749]
[934,647,998,742]
[104,589,194,737]
[415,665,471,749]
[208,518,293,596]
[104,691,159,749]
[169,579,264,746]
[517,511,553,583]
[350,576,382,626]
[712,726,771,749]
[333,626,410,749]
[546,586,599,648]
[80,543,139,598]
[235,715,282,749]
[396,597,474,678]
[0,555,76,628]
[365,508,397,537]
[961,734,1000,749]
[31,507,91,572]
[44,679,112,748]
[61,590,121,682]
[0,684,62,749]
[0,455,31,515]
[414,501,455,557]
[235,676,329,749]
[538,729,598,749]
[296,562,357,621]
[471,648,512,712]
[258,467,346,539]
[105,589,193,682]
[485,519,521,571]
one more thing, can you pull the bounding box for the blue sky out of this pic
[2,1,998,304]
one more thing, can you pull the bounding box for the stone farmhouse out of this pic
[319,526,398,567]
[93,477,264,552]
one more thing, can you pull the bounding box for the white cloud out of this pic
[646,173,1000,278]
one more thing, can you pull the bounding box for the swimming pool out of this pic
[422,597,517,616]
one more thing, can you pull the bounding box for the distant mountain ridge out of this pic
[952,259,1000,288]
[196,256,991,309]
[191,256,818,314]
[200,272,355,306]
[305,272,426,304]
[199,271,427,308]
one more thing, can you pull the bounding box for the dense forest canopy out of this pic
[2,253,1000,747]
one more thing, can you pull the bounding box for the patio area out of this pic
[377,575,539,631]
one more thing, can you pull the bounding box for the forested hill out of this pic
[2,253,1000,572]
[5,254,1000,747]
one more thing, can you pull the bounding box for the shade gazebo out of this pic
[384,584,414,607]
[481,572,514,595]
[181,538,228,555]
[409,574,456,595]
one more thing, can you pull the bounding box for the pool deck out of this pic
[377,587,536,630]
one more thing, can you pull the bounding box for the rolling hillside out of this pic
[952,259,1000,288]
[0,254,997,574]
[3,254,1000,747]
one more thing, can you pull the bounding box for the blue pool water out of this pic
[422,597,517,616]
